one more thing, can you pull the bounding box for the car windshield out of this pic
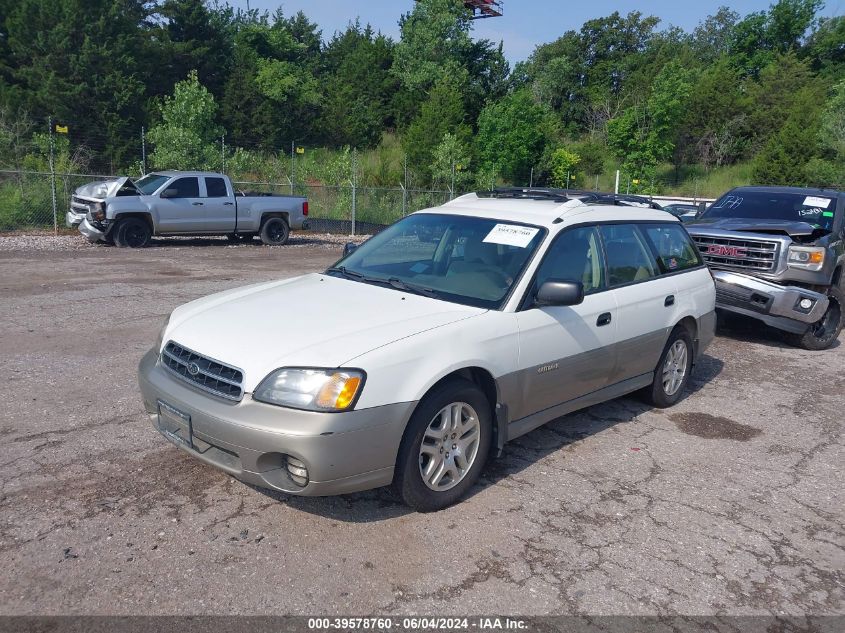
[134,173,170,195]
[328,213,546,309]
[702,191,837,231]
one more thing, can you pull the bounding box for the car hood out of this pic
[163,273,486,391]
[74,177,138,200]
[687,217,821,238]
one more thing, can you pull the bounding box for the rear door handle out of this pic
[192,202,204,206]
[596,312,612,327]
[223,202,234,206]
[665,295,675,307]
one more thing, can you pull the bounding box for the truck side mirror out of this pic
[161,188,178,199]
[697,202,707,217]
[534,280,584,307]
[343,242,358,257]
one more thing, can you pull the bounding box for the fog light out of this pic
[285,456,308,487]
[799,298,813,310]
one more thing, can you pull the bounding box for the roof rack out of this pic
[477,187,574,202]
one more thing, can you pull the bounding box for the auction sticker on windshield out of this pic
[803,196,832,208]
[483,224,540,248]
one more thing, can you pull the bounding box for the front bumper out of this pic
[78,217,106,243]
[712,270,829,334]
[66,210,86,228]
[137,350,415,496]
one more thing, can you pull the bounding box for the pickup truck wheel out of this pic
[643,326,693,408]
[787,286,843,351]
[113,217,151,248]
[394,379,492,512]
[260,217,289,245]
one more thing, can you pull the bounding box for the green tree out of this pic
[476,89,550,185]
[148,71,222,170]
[402,75,469,179]
[430,132,473,191]
[548,148,581,187]
[819,79,845,160]
[392,0,473,94]
[607,61,693,183]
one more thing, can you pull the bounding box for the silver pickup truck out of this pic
[71,171,309,247]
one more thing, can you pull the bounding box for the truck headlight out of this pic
[787,246,825,271]
[254,368,365,412]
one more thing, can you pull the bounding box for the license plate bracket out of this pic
[157,399,195,451]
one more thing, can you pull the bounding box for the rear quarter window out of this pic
[642,223,702,272]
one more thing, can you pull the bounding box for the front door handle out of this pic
[192,202,204,206]
[665,295,675,307]
[596,312,612,327]
[223,202,234,206]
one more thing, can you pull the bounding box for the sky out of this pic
[229,0,844,64]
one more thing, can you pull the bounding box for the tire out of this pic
[112,217,151,248]
[259,217,289,245]
[393,378,492,512]
[643,326,694,408]
[785,286,843,351]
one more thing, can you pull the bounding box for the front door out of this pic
[515,225,618,420]
[156,176,204,232]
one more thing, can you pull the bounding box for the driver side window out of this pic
[167,177,199,198]
[535,226,604,294]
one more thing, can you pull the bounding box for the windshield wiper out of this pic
[386,277,441,299]
[325,266,365,280]
[326,268,440,299]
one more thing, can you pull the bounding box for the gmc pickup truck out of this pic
[687,186,844,350]
[71,171,309,247]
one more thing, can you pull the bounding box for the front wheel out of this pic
[643,326,694,408]
[112,217,151,248]
[259,217,289,245]
[394,379,492,512]
[786,286,843,351]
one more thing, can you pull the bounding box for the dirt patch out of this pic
[669,412,762,441]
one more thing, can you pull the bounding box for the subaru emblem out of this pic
[187,362,200,376]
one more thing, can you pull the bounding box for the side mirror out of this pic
[342,242,358,257]
[160,188,178,199]
[535,280,584,307]
[696,202,707,217]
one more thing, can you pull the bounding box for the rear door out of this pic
[599,223,678,384]
[202,176,236,231]
[155,177,204,232]
[515,225,618,420]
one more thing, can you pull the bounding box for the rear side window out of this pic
[642,223,702,272]
[599,224,659,286]
[168,177,199,198]
[205,177,228,198]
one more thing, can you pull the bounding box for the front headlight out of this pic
[787,246,825,271]
[253,368,365,412]
[153,314,171,351]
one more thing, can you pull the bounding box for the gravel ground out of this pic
[0,237,843,619]
[0,231,369,252]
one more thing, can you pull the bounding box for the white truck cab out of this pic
[138,188,716,511]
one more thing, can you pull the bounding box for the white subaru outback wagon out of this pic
[138,189,716,511]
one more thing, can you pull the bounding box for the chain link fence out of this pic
[0,169,456,234]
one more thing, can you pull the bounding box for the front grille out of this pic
[692,235,779,271]
[161,341,244,401]
[71,196,92,213]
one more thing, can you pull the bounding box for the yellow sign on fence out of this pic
[55,124,68,134]
[295,146,305,154]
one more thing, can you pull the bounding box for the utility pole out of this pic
[529,167,534,188]
[48,117,57,235]
[290,141,295,190]
[221,134,226,174]
[141,126,147,175]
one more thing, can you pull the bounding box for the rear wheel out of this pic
[643,326,693,408]
[394,379,492,512]
[112,217,151,248]
[259,217,289,245]
[786,286,843,351]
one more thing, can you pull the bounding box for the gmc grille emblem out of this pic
[707,244,747,258]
